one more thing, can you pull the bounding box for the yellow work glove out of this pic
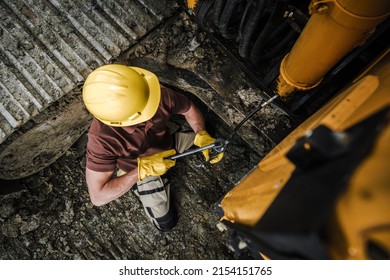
[194,130,224,164]
[137,149,176,181]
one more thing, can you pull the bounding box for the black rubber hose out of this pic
[257,5,308,61]
[194,0,217,33]
[238,0,266,58]
[213,0,226,30]
[260,28,296,61]
[238,1,253,38]
[219,0,241,39]
[250,0,291,64]
[268,20,290,42]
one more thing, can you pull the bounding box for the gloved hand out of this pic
[137,149,176,180]
[194,130,224,164]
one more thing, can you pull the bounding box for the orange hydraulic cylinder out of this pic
[277,0,390,96]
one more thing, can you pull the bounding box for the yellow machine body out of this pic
[220,50,390,259]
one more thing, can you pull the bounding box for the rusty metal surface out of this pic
[0,0,178,145]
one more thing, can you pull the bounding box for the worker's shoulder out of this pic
[160,84,188,100]
[88,117,113,136]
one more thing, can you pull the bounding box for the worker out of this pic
[82,64,223,231]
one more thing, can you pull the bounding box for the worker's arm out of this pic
[182,102,206,133]
[85,167,138,206]
[86,149,176,206]
[183,101,224,164]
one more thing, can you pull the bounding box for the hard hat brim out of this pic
[99,66,161,127]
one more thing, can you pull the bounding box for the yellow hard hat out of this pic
[82,64,161,126]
